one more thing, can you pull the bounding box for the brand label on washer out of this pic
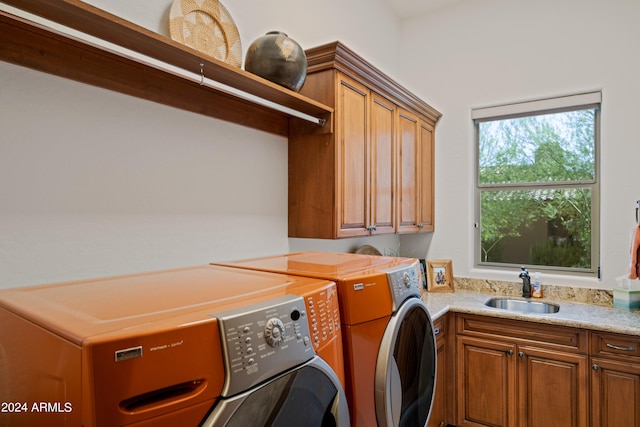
[353,283,364,291]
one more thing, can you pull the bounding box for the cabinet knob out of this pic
[434,327,441,336]
[592,364,600,371]
[508,350,514,355]
[518,351,525,358]
[418,223,424,229]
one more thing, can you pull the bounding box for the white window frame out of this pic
[473,91,601,277]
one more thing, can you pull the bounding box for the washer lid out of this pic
[217,251,416,281]
[0,265,331,344]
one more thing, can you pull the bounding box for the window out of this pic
[473,92,600,276]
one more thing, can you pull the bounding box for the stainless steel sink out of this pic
[485,297,560,314]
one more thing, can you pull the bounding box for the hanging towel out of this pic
[630,225,640,279]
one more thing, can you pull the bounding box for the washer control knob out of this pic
[264,318,285,347]
[402,272,412,288]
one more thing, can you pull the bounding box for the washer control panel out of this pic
[214,295,314,397]
[385,262,422,312]
[305,285,341,350]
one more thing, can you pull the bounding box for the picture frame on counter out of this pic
[426,259,454,292]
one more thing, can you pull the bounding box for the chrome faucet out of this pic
[519,267,531,298]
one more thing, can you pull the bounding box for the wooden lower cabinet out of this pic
[517,345,588,427]
[590,331,640,427]
[456,336,517,427]
[590,358,640,427]
[442,313,640,427]
[429,315,451,427]
[454,314,589,427]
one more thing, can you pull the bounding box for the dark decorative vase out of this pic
[244,31,307,92]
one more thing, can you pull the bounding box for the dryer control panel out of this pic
[214,295,314,397]
[384,263,422,312]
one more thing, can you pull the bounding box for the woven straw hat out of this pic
[169,0,242,68]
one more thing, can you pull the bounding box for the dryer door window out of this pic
[202,358,350,427]
[375,298,437,427]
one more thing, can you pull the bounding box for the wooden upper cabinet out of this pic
[335,76,397,238]
[336,75,370,237]
[288,42,441,239]
[397,109,420,233]
[397,110,435,233]
[370,93,396,235]
[419,120,435,231]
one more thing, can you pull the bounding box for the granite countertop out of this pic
[421,290,640,336]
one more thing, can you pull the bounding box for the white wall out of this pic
[83,0,402,78]
[0,0,401,288]
[0,62,290,287]
[398,0,640,289]
[9,0,634,291]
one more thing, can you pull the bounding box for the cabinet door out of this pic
[591,357,640,427]
[397,108,420,233]
[428,317,447,427]
[517,346,589,427]
[418,120,435,231]
[336,74,370,237]
[370,93,396,235]
[457,336,517,427]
